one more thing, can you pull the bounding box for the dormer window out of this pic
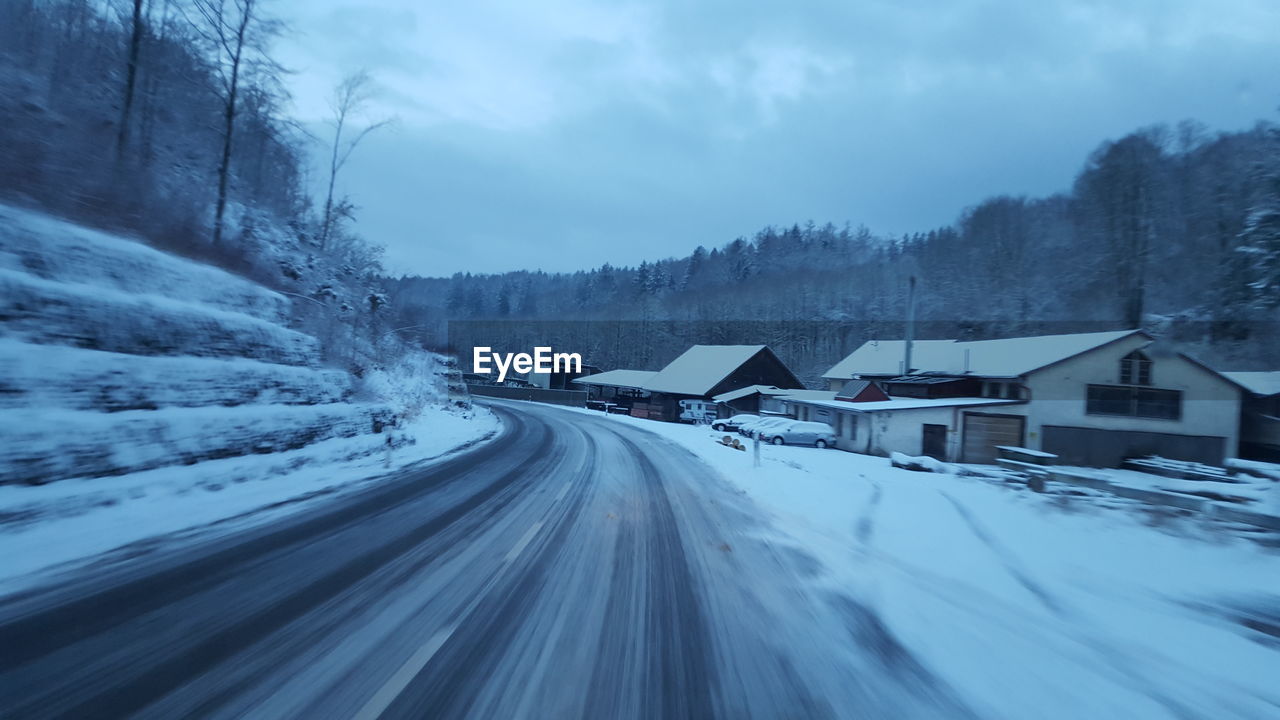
[1119,350,1151,386]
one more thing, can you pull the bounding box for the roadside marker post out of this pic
[753,433,761,468]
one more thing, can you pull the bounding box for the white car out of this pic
[758,420,837,448]
[711,414,758,432]
[739,416,794,438]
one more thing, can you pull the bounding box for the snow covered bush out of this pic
[357,349,450,423]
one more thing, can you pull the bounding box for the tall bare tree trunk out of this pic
[116,0,144,159]
[320,140,339,249]
[212,1,251,247]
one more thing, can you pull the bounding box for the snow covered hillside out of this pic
[0,205,495,588]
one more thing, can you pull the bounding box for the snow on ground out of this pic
[0,203,496,594]
[0,203,290,323]
[0,339,352,411]
[559,405,1280,720]
[0,406,499,594]
[1091,467,1276,506]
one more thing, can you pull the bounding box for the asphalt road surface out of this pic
[0,400,972,720]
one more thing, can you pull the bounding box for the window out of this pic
[983,381,1019,399]
[1086,384,1181,420]
[1119,351,1152,385]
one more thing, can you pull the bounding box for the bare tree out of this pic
[320,70,393,249]
[189,0,281,246]
[116,0,145,159]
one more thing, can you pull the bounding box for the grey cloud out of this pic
[286,0,1280,276]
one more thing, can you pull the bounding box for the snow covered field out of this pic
[563,407,1280,720]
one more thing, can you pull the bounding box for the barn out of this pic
[641,345,805,422]
[574,345,805,422]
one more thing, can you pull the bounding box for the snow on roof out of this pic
[643,345,769,396]
[1223,371,1280,397]
[711,385,791,403]
[777,390,1021,413]
[822,330,1142,380]
[570,369,657,389]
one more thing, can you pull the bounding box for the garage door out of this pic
[1041,426,1226,467]
[962,413,1025,464]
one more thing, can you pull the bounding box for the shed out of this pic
[571,369,657,407]
[711,385,794,415]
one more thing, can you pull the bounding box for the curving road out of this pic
[0,400,972,720]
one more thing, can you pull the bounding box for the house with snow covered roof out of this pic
[574,345,804,421]
[808,329,1244,466]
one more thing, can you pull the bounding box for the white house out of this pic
[800,329,1244,466]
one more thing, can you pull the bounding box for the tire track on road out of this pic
[582,431,717,720]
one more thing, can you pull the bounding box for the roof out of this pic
[1223,371,1280,397]
[644,345,777,396]
[834,379,890,402]
[571,369,657,389]
[779,390,1022,413]
[822,330,1143,380]
[835,379,873,399]
[711,384,792,403]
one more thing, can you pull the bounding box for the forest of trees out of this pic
[0,0,397,371]
[3,2,1276,386]
[390,120,1280,384]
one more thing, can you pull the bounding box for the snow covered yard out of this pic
[563,406,1280,720]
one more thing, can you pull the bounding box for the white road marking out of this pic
[353,624,456,720]
[553,481,572,503]
[504,521,544,564]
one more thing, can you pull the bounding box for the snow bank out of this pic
[0,203,499,590]
[0,204,289,322]
[1227,457,1280,482]
[0,403,392,485]
[889,451,954,474]
[0,339,351,411]
[0,268,320,365]
[0,405,499,592]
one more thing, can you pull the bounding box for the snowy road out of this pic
[0,400,970,720]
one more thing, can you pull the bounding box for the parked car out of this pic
[712,413,758,432]
[758,420,837,448]
[678,398,720,424]
[739,416,794,437]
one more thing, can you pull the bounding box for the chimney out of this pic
[904,275,916,374]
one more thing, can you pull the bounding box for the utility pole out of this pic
[904,275,917,374]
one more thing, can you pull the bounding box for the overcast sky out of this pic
[276,0,1280,278]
